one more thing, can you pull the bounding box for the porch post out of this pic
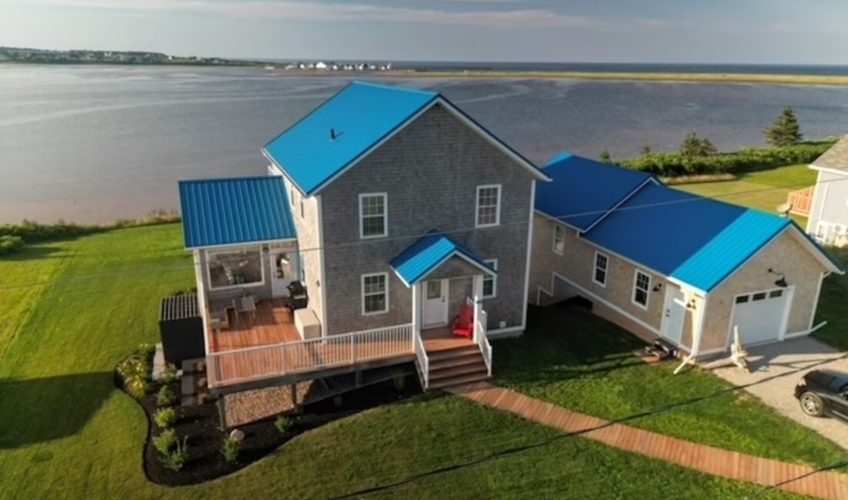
[411,282,421,349]
[472,274,484,343]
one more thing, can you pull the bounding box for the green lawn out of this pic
[0,224,815,499]
[676,164,817,226]
[494,305,846,469]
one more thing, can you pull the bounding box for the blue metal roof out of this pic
[670,210,790,291]
[179,176,297,249]
[536,154,655,230]
[390,232,496,286]
[263,82,439,195]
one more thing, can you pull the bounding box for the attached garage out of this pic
[728,288,792,346]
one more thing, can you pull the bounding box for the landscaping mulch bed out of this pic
[129,376,422,486]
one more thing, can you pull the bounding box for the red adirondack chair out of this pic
[452,303,474,338]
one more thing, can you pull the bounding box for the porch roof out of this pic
[179,176,297,249]
[390,232,496,287]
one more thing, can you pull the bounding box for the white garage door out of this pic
[729,288,791,346]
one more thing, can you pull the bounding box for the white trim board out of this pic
[520,181,537,332]
[187,238,297,252]
[533,209,583,232]
[809,164,848,177]
[317,194,329,337]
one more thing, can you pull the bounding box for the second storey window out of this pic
[632,270,651,309]
[359,193,387,238]
[362,273,389,315]
[553,225,565,255]
[476,185,501,228]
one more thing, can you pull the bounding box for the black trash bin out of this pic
[286,281,309,311]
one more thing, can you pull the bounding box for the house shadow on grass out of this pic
[494,304,647,382]
[0,372,115,449]
[0,244,64,262]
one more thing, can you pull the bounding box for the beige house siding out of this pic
[700,229,827,352]
[281,175,325,333]
[530,214,702,348]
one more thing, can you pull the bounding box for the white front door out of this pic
[422,279,449,328]
[661,288,686,345]
[269,251,295,298]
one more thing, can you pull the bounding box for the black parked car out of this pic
[794,370,848,421]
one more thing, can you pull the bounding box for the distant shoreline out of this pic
[383,69,848,86]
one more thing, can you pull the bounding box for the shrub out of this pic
[197,392,215,405]
[618,139,836,178]
[0,235,25,256]
[156,385,177,407]
[0,211,181,245]
[274,416,292,434]
[159,363,179,384]
[221,436,242,463]
[154,407,177,428]
[116,344,154,399]
[160,438,189,472]
[153,428,178,455]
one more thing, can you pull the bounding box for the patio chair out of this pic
[452,304,474,339]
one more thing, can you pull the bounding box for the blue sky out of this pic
[2,0,847,63]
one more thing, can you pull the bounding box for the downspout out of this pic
[674,293,707,375]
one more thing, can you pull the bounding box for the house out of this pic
[530,153,844,359]
[178,82,549,398]
[804,136,848,247]
[315,61,328,70]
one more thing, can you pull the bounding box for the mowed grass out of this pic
[676,164,817,226]
[494,305,846,469]
[813,248,848,350]
[0,224,820,499]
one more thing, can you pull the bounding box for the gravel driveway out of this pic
[711,336,848,450]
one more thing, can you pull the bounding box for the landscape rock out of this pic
[229,429,245,442]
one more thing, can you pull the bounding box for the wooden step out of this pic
[429,352,484,371]
[427,345,480,362]
[429,362,488,382]
[428,371,490,390]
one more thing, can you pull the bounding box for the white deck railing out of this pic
[208,323,413,387]
[475,308,492,376]
[413,331,430,389]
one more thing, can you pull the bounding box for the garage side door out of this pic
[729,288,791,346]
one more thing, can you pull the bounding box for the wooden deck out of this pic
[449,382,848,500]
[208,299,300,353]
[787,186,814,217]
[421,326,475,353]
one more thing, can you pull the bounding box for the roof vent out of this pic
[330,128,339,140]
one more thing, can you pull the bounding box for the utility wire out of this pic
[2,173,846,292]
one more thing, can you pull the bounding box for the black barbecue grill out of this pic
[286,281,308,311]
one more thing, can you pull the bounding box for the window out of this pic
[553,225,565,255]
[359,193,388,238]
[362,273,389,315]
[483,259,498,298]
[769,290,783,299]
[593,252,608,286]
[476,185,501,227]
[426,280,441,300]
[632,270,651,309]
[289,184,295,208]
[300,199,305,219]
[206,246,264,290]
[735,295,749,304]
[752,292,767,301]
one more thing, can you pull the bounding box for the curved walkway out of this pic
[447,381,848,500]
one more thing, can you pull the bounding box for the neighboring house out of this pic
[178,82,549,397]
[531,154,844,359]
[805,136,848,247]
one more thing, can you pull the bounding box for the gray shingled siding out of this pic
[320,104,536,335]
[448,277,473,322]
[423,256,485,281]
[813,136,848,172]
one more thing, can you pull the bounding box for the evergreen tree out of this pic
[641,145,652,155]
[599,150,611,163]
[764,106,803,146]
[679,132,716,157]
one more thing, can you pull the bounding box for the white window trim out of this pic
[358,193,388,239]
[361,272,389,316]
[631,269,651,310]
[483,259,498,299]
[205,246,266,292]
[552,224,565,255]
[593,251,609,287]
[475,184,502,228]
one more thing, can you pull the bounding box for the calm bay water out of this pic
[2,65,848,224]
